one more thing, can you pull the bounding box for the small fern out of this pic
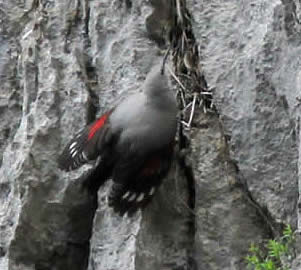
[246,225,295,270]
[267,239,287,258]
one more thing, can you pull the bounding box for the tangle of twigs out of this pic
[164,0,215,129]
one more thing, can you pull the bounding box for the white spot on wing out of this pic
[149,187,156,196]
[122,191,130,199]
[95,156,102,166]
[71,150,78,158]
[82,151,88,161]
[128,193,137,202]
[69,142,77,150]
[70,147,77,155]
[136,193,144,202]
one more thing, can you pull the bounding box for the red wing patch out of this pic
[88,113,109,140]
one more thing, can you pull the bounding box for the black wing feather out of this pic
[108,148,173,215]
[58,127,91,171]
[58,119,111,171]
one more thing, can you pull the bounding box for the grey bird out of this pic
[58,64,177,215]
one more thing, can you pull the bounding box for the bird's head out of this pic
[143,64,170,98]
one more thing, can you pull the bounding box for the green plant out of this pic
[245,225,295,270]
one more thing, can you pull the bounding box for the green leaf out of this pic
[246,255,260,266]
[282,224,295,246]
[283,225,293,239]
[261,259,275,270]
[249,243,260,254]
[267,239,287,258]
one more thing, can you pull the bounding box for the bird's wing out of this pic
[80,159,114,193]
[108,145,174,215]
[58,112,112,171]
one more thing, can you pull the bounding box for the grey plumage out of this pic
[58,64,177,215]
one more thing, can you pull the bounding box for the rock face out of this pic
[0,0,300,270]
[192,0,299,229]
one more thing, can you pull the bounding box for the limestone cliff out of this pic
[0,0,300,269]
